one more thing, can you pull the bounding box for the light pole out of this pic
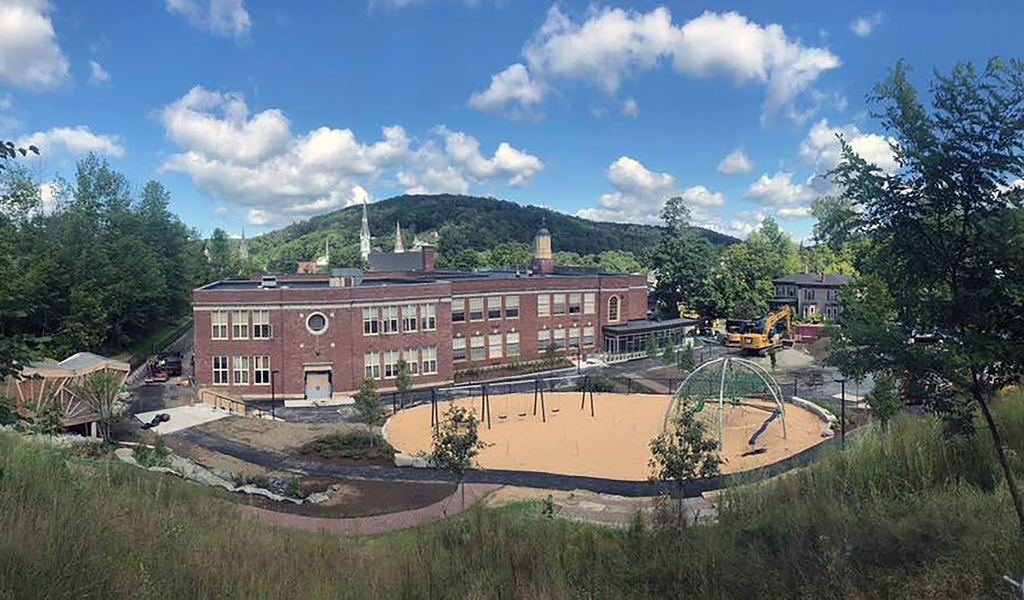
[834,377,847,450]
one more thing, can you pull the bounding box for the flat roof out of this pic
[603,318,698,335]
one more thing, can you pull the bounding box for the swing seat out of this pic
[498,414,507,420]
[517,412,527,418]
[551,408,560,413]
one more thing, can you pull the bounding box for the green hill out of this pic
[245,194,739,271]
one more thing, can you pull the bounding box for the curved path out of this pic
[235,483,500,534]
[174,426,839,498]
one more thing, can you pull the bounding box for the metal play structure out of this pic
[665,357,788,449]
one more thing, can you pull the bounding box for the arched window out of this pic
[608,296,619,322]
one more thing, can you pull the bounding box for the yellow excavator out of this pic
[722,319,752,347]
[741,306,794,355]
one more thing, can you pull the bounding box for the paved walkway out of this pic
[234,483,501,534]
[625,374,672,394]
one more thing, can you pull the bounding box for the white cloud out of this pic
[678,185,724,207]
[213,206,229,216]
[851,13,883,38]
[777,206,809,220]
[158,86,543,225]
[0,0,70,91]
[467,63,545,119]
[621,97,639,117]
[88,60,110,85]
[744,171,815,209]
[799,118,898,174]
[18,126,125,158]
[472,6,840,124]
[717,148,753,175]
[166,0,251,39]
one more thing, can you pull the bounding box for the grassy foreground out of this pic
[4,399,1024,598]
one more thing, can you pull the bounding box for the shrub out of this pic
[133,434,171,468]
[287,476,308,500]
[298,431,396,461]
[576,374,616,393]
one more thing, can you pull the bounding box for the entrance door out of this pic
[304,371,332,400]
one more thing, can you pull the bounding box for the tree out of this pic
[720,242,775,318]
[828,58,1024,536]
[70,370,124,441]
[395,357,413,403]
[653,198,719,318]
[866,370,901,429]
[353,377,385,441]
[662,342,676,365]
[428,405,491,508]
[649,402,722,527]
[646,335,660,358]
[486,241,532,269]
[678,343,696,372]
[809,196,860,254]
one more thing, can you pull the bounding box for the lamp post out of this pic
[834,377,847,450]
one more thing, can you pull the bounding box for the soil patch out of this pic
[191,416,364,454]
[163,436,288,477]
[232,477,457,518]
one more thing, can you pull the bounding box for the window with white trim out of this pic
[538,330,550,350]
[584,293,595,315]
[538,294,550,316]
[422,346,438,374]
[569,327,580,349]
[487,296,501,320]
[384,349,399,378]
[569,293,581,314]
[452,298,465,323]
[211,311,228,340]
[470,335,485,361]
[232,310,249,339]
[402,305,418,332]
[364,351,380,379]
[554,329,566,349]
[403,348,419,375]
[553,294,566,315]
[489,333,502,358]
[212,356,228,385]
[453,337,466,361]
[254,356,270,385]
[506,331,520,356]
[232,356,249,385]
[505,295,519,319]
[608,296,620,322]
[363,307,380,335]
[469,297,484,321]
[253,310,272,339]
[383,306,399,334]
[421,304,436,330]
[583,326,595,347]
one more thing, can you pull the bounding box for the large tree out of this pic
[653,197,720,318]
[829,58,1024,535]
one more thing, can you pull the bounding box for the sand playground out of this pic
[384,392,831,481]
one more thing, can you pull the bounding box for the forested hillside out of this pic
[244,194,739,272]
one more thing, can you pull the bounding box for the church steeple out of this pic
[238,227,248,260]
[394,221,404,253]
[360,200,371,260]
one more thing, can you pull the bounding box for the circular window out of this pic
[306,312,328,335]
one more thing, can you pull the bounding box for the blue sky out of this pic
[0,1,1019,240]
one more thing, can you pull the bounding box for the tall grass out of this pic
[3,396,1024,598]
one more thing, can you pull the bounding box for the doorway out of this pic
[304,370,332,400]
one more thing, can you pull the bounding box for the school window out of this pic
[489,334,502,358]
[584,293,595,315]
[506,332,520,356]
[553,294,566,315]
[232,356,249,385]
[253,310,272,339]
[538,294,550,316]
[487,296,502,320]
[211,311,228,340]
[538,330,550,350]
[469,297,484,321]
[505,295,519,319]
[384,349,399,378]
[453,337,466,361]
[232,310,249,339]
[553,329,566,349]
[422,346,438,374]
[363,307,380,335]
[452,299,465,323]
[403,348,419,375]
[569,293,581,314]
[470,335,485,361]
[569,328,580,349]
[212,356,228,385]
[364,351,380,379]
[421,304,437,331]
[254,356,270,385]
[383,306,399,334]
[608,296,620,322]
[583,326,595,347]
[402,305,418,332]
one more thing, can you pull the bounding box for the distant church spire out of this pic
[394,221,404,253]
[239,227,248,260]
[360,199,371,260]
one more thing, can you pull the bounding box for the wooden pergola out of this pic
[1,352,130,429]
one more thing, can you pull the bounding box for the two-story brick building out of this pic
[770,273,852,322]
[191,227,688,401]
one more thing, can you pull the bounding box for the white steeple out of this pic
[394,221,404,253]
[360,199,371,260]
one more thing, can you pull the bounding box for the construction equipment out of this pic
[741,306,793,355]
[722,319,752,347]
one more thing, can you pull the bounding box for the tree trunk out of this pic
[974,387,1024,537]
